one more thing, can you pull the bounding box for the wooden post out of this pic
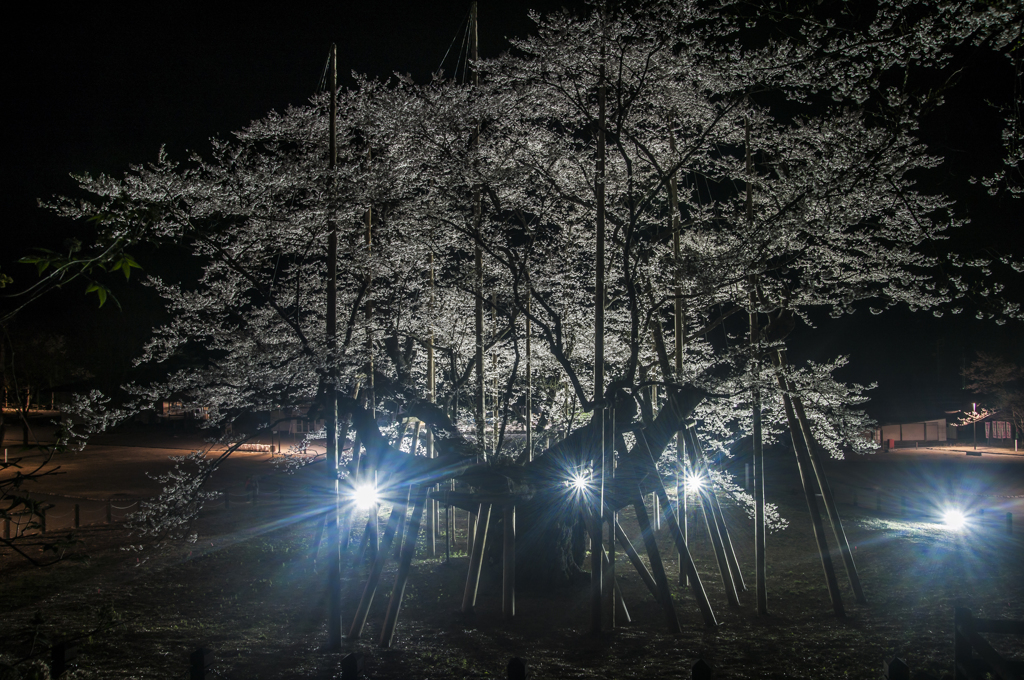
[461,503,491,612]
[526,290,533,461]
[379,489,427,648]
[40,508,46,533]
[322,42,343,651]
[74,504,80,529]
[589,7,608,636]
[614,518,660,600]
[349,498,408,639]
[3,517,9,539]
[784,363,867,605]
[746,113,768,616]
[777,381,845,619]
[470,1,486,459]
[686,428,744,584]
[684,428,740,606]
[107,499,113,523]
[632,495,682,634]
[502,503,515,619]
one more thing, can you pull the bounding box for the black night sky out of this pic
[2,1,1021,422]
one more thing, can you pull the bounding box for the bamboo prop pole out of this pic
[428,251,438,556]
[589,491,604,634]
[779,353,866,605]
[598,544,631,623]
[613,518,660,600]
[526,288,533,461]
[379,488,427,648]
[492,292,499,456]
[633,436,718,628]
[502,503,516,619]
[324,43,343,650]
[682,428,740,607]
[745,115,769,616]
[461,503,492,612]
[772,361,846,619]
[470,1,486,458]
[605,410,617,629]
[589,8,608,635]
[349,496,409,639]
[669,131,688,587]
[685,426,746,593]
[632,494,682,635]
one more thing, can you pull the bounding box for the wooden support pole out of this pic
[461,503,491,613]
[642,467,718,628]
[349,499,408,639]
[746,113,768,616]
[600,545,631,623]
[589,497,603,634]
[614,518,660,600]
[785,373,867,605]
[379,489,427,648]
[778,383,845,619]
[683,428,740,607]
[323,41,343,651]
[604,512,616,629]
[502,503,515,619]
[632,495,682,635]
[74,504,80,529]
[685,427,745,592]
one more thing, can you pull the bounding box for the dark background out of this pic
[2,1,1020,422]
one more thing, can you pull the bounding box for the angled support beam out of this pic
[379,488,427,648]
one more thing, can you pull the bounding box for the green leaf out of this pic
[85,282,109,307]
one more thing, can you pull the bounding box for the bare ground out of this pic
[2,449,1023,679]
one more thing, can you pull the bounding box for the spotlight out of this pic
[942,508,967,531]
[352,484,379,508]
[566,470,590,492]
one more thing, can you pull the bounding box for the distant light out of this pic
[942,508,967,531]
[352,484,379,508]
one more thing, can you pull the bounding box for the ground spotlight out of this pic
[352,484,380,509]
[566,469,591,493]
[942,508,967,531]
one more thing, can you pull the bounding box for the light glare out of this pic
[353,484,379,508]
[942,508,966,531]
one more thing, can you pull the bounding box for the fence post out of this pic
[106,499,112,524]
[3,517,9,539]
[74,504,80,529]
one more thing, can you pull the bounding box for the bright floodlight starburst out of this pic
[942,508,967,531]
[570,472,589,492]
[353,484,379,508]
